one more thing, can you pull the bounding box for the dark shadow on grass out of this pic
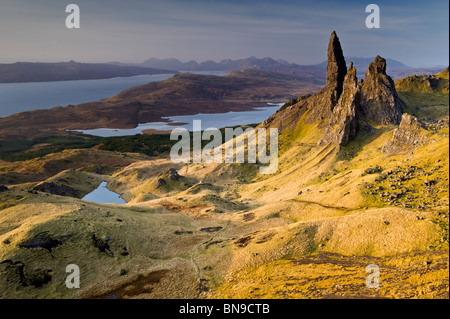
[336,122,393,162]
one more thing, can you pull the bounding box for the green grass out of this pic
[398,92,449,119]
[98,134,174,156]
[0,136,103,162]
[0,124,261,162]
[395,71,449,94]
[336,123,392,162]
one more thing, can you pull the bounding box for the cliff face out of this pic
[326,31,347,96]
[263,31,404,146]
[358,55,403,125]
[307,31,347,123]
[320,62,359,145]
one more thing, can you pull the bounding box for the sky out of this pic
[0,0,448,67]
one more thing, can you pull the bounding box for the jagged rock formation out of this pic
[358,56,403,125]
[382,113,429,153]
[262,31,404,147]
[320,62,358,145]
[261,32,349,129]
[307,31,348,123]
[326,31,348,95]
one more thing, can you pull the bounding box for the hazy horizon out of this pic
[2,56,447,70]
[1,0,448,68]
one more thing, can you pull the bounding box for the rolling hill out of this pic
[0,32,448,299]
[0,61,176,83]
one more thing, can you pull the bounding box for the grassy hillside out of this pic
[395,67,449,94]
[0,71,448,299]
[394,68,449,120]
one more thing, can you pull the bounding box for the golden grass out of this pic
[0,96,448,299]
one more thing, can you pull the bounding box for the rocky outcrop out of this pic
[358,56,403,125]
[307,32,347,122]
[320,55,404,145]
[169,168,182,181]
[326,31,347,95]
[263,31,404,147]
[19,232,63,256]
[382,113,428,153]
[422,116,449,131]
[33,181,79,197]
[320,62,359,145]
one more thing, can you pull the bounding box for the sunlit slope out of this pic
[0,66,448,299]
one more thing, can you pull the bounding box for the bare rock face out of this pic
[382,113,428,153]
[307,31,347,123]
[326,31,347,91]
[358,56,403,125]
[261,94,310,131]
[320,62,359,145]
[320,55,404,146]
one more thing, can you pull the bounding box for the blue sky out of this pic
[0,0,448,67]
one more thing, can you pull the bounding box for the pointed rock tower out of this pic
[307,31,347,122]
[326,31,348,96]
[358,55,403,125]
[320,62,359,145]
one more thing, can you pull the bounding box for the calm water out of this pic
[0,71,229,118]
[77,103,283,137]
[82,181,126,204]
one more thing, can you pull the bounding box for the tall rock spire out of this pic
[326,31,347,96]
[305,31,348,122]
[262,31,404,148]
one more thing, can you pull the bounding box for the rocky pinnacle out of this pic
[358,55,403,125]
[326,31,347,97]
[304,31,349,122]
[262,31,404,147]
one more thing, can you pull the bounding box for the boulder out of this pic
[382,113,428,153]
[33,181,79,197]
[169,168,182,180]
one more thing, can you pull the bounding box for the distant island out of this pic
[1,57,444,84]
[0,61,176,83]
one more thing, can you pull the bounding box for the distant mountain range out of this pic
[1,56,444,84]
[0,61,176,83]
[110,57,325,82]
[113,56,445,80]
